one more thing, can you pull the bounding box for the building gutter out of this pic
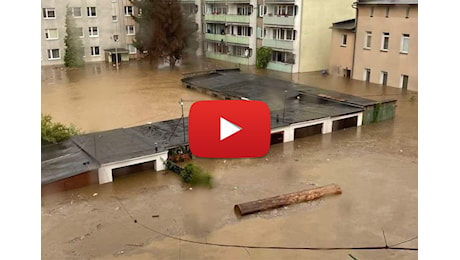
[351,1,358,79]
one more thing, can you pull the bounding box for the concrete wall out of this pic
[329,29,355,77]
[298,0,355,72]
[353,4,418,91]
[98,151,168,184]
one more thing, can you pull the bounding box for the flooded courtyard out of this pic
[41,58,418,259]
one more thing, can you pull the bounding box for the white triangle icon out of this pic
[220,117,242,141]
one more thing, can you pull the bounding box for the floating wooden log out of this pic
[234,184,342,216]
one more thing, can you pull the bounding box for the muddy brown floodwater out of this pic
[41,58,418,260]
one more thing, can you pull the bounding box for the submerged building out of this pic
[41,68,397,192]
[328,0,418,91]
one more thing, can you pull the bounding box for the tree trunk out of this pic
[234,184,342,216]
[169,55,176,68]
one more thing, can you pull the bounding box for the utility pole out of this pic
[180,98,186,143]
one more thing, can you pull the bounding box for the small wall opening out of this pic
[294,124,322,139]
[270,131,284,145]
[112,161,156,179]
[332,116,358,131]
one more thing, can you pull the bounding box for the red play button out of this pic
[189,100,271,158]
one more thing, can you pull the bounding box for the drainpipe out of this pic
[351,1,358,79]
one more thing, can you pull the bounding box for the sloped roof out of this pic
[330,19,356,31]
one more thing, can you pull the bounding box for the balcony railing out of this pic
[263,15,295,26]
[263,38,293,50]
[204,0,251,2]
[204,14,250,23]
[265,0,295,3]
[205,33,250,45]
[206,52,249,64]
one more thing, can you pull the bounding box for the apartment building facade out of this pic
[41,0,142,67]
[328,19,356,78]
[353,0,418,91]
[201,0,355,73]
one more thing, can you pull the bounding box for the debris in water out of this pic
[400,149,403,152]
[189,187,193,191]
[233,186,238,190]
[92,193,98,197]
[152,215,160,218]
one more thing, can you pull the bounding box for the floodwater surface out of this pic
[41,58,418,259]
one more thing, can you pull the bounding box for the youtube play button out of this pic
[189,100,270,158]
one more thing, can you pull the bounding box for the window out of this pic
[45,29,58,40]
[258,5,267,17]
[381,32,389,51]
[87,7,97,17]
[401,75,409,89]
[47,49,60,60]
[206,23,226,34]
[138,8,143,16]
[370,7,374,17]
[341,34,347,46]
[210,4,227,15]
[77,27,84,37]
[128,44,137,54]
[385,6,390,18]
[126,25,135,35]
[112,15,118,22]
[230,25,252,36]
[364,31,372,49]
[364,68,371,82]
[405,7,410,18]
[124,6,133,16]
[401,34,410,53]
[381,71,388,86]
[275,5,295,16]
[230,46,251,57]
[90,46,100,56]
[72,7,82,17]
[271,51,295,64]
[207,42,228,54]
[89,27,99,37]
[273,28,295,40]
[237,5,252,16]
[43,8,55,19]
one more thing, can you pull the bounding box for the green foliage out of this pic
[64,6,85,68]
[179,163,212,188]
[130,0,197,67]
[256,47,273,69]
[41,114,81,145]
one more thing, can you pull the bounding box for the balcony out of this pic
[265,0,295,2]
[205,33,250,45]
[205,0,250,2]
[267,62,293,73]
[263,38,293,50]
[206,52,249,65]
[204,14,250,24]
[263,15,295,26]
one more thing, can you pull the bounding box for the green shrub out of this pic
[180,163,212,188]
[256,47,273,69]
[41,114,81,144]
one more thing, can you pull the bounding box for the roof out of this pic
[42,118,189,184]
[358,0,418,4]
[41,140,99,185]
[330,19,356,30]
[181,69,380,129]
[71,118,188,165]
